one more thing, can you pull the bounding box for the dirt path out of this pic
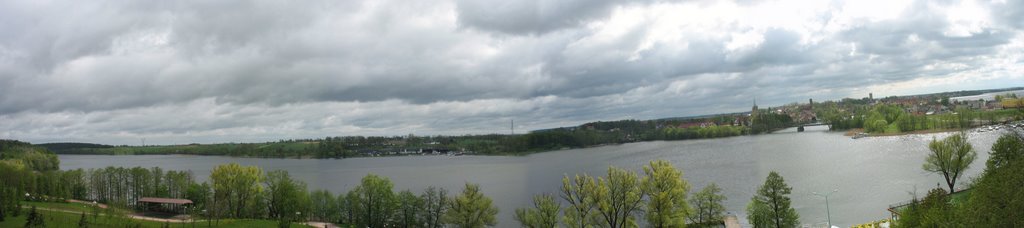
[304,221,340,228]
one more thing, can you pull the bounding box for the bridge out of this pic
[796,121,828,132]
[800,122,828,127]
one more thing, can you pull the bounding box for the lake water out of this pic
[950,89,1024,102]
[58,125,1007,227]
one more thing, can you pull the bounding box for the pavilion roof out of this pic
[138,197,193,205]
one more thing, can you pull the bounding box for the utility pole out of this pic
[812,189,839,228]
[510,119,514,135]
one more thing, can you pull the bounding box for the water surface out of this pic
[60,126,1005,227]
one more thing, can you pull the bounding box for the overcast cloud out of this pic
[1,0,1023,145]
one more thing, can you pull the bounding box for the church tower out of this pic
[752,98,759,113]
[750,98,759,126]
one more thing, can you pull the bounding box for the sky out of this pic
[1,0,1023,145]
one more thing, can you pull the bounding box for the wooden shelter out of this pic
[138,197,193,214]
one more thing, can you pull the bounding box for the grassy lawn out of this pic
[2,203,313,228]
[23,201,99,213]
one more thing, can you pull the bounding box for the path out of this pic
[305,221,340,228]
[724,214,741,228]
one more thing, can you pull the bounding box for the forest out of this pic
[39,117,781,159]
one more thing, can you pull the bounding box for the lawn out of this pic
[23,201,100,213]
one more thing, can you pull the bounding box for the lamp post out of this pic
[812,189,838,228]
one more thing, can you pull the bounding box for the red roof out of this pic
[138,197,193,205]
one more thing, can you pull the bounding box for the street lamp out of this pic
[812,189,839,228]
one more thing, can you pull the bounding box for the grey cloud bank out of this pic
[1,0,1022,145]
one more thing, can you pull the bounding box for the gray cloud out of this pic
[1,0,1023,144]
[454,0,665,35]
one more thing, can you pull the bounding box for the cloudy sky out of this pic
[1,0,1022,145]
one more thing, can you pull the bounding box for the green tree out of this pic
[25,206,44,228]
[353,174,397,228]
[210,163,265,218]
[444,183,499,228]
[395,190,423,228]
[746,200,772,228]
[746,171,799,228]
[560,174,597,228]
[986,132,1024,171]
[78,212,88,228]
[961,132,1024,227]
[923,132,977,193]
[420,186,448,228]
[641,160,690,228]
[919,188,955,227]
[309,189,337,223]
[689,183,727,226]
[593,166,645,228]
[514,194,561,228]
[339,190,360,226]
[264,170,309,225]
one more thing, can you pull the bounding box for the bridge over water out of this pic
[797,121,828,132]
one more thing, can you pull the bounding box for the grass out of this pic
[1,202,314,228]
[23,201,98,213]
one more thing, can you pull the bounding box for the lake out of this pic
[58,125,1006,227]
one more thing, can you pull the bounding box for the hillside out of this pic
[0,139,60,171]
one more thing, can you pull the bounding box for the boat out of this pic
[852,133,868,139]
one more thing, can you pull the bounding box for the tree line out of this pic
[0,156,501,228]
[514,160,800,228]
[41,118,762,159]
[824,103,1021,133]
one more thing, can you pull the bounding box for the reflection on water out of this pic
[59,125,1005,227]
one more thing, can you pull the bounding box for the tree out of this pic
[641,160,690,228]
[420,186,448,228]
[593,166,645,228]
[309,190,337,223]
[339,190,360,226]
[264,170,309,225]
[689,183,727,226]
[961,132,1024,227]
[903,188,955,227]
[923,132,977,193]
[210,163,264,218]
[78,212,88,228]
[444,183,499,228]
[25,206,44,228]
[986,132,1024,171]
[353,174,397,228]
[514,194,560,228]
[560,174,597,228]
[395,190,423,228]
[746,171,799,228]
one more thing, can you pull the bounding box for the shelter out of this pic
[138,197,193,214]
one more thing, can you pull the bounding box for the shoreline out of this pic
[843,121,1023,138]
